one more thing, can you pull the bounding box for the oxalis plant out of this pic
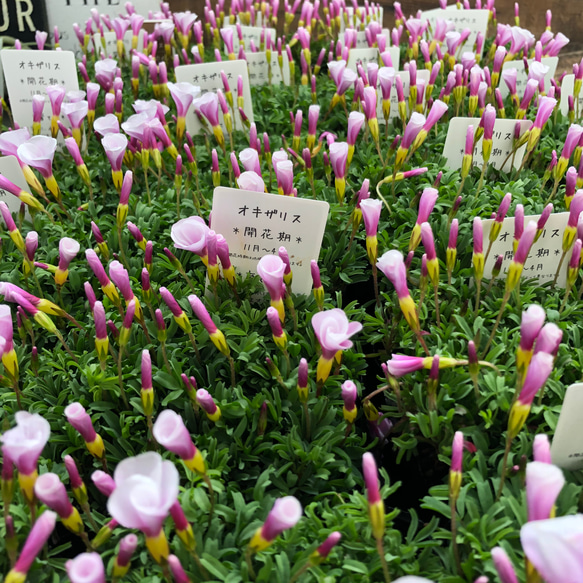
[0,0,582,582]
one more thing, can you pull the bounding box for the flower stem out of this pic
[482,289,510,358]
[376,537,391,583]
[497,434,512,500]
[117,349,129,409]
[450,497,463,577]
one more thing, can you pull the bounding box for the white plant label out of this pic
[0,155,33,217]
[482,211,570,288]
[551,383,583,470]
[175,60,254,134]
[499,57,558,99]
[1,49,79,136]
[559,74,583,119]
[211,187,329,295]
[421,8,489,58]
[246,51,290,86]
[442,117,532,172]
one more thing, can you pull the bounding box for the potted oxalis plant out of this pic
[0,0,582,581]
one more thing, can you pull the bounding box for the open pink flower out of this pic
[311,308,362,360]
[237,171,265,192]
[171,216,209,256]
[94,59,118,93]
[526,461,564,522]
[17,136,57,178]
[257,255,286,303]
[66,553,105,583]
[1,411,50,474]
[167,82,200,118]
[521,516,583,583]
[107,451,179,537]
[94,114,120,137]
[102,133,128,172]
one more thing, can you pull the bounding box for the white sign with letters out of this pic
[499,57,558,99]
[421,8,489,58]
[45,0,161,55]
[175,60,254,135]
[482,211,569,288]
[559,74,583,119]
[442,117,532,172]
[211,187,329,295]
[246,51,290,86]
[1,49,79,136]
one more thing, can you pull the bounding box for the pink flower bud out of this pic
[491,547,518,583]
[109,260,133,301]
[526,461,564,522]
[519,305,545,352]
[64,455,84,490]
[153,409,197,460]
[260,496,302,542]
[65,403,97,443]
[451,431,464,473]
[533,434,552,463]
[34,473,74,518]
[196,389,218,417]
[517,352,554,406]
[533,323,562,356]
[10,510,56,578]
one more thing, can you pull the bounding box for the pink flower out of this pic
[239,148,261,175]
[168,555,190,583]
[91,470,116,496]
[196,389,219,418]
[533,96,557,130]
[533,323,562,356]
[153,410,197,460]
[341,380,357,411]
[329,142,349,179]
[519,305,545,352]
[66,553,105,583]
[315,531,342,559]
[362,452,381,504]
[6,510,56,581]
[491,547,518,583]
[102,133,128,172]
[1,412,50,474]
[533,434,552,463]
[257,254,286,302]
[526,461,564,521]
[311,308,362,360]
[237,171,265,192]
[46,85,66,117]
[258,496,302,542]
[362,87,377,121]
[514,221,537,265]
[360,198,382,237]
[65,403,98,443]
[347,112,365,146]
[451,431,464,473]
[377,250,409,299]
[517,352,554,406]
[416,188,438,226]
[34,473,74,518]
[62,101,88,130]
[171,216,209,255]
[521,516,583,583]
[107,452,179,537]
[274,160,294,195]
[59,237,80,270]
[17,136,57,178]
[109,260,134,301]
[95,59,118,93]
[94,114,120,137]
[168,82,200,118]
[401,112,425,149]
[386,354,426,377]
[197,92,220,127]
[0,127,30,158]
